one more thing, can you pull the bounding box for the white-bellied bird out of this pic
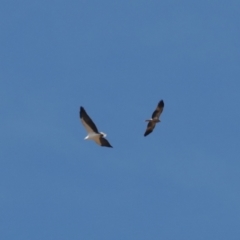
[80,106,113,148]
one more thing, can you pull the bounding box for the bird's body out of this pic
[80,106,113,148]
[144,100,164,137]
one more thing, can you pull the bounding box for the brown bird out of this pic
[80,106,113,148]
[144,100,164,137]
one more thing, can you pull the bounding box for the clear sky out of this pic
[1,1,240,239]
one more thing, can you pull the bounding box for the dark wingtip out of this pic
[159,100,164,107]
[144,130,152,137]
[80,106,85,118]
[144,132,148,137]
[105,144,113,148]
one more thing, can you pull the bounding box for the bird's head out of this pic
[100,132,107,138]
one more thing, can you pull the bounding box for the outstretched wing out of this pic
[99,137,113,148]
[152,100,164,119]
[144,121,156,137]
[80,106,99,133]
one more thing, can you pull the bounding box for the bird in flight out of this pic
[144,100,164,137]
[80,106,113,148]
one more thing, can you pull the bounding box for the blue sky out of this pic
[1,1,240,239]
